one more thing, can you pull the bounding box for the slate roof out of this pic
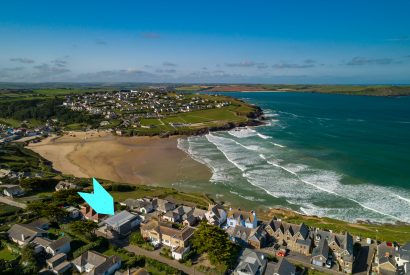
[73,250,120,274]
[28,218,49,229]
[173,205,192,216]
[399,243,410,261]
[234,248,267,275]
[7,224,47,243]
[208,204,225,218]
[192,208,206,219]
[142,220,195,242]
[54,261,72,273]
[277,258,296,275]
[164,210,180,220]
[47,253,67,265]
[48,236,71,250]
[267,218,309,239]
[228,210,256,224]
[32,236,52,247]
[378,242,397,266]
[312,238,329,258]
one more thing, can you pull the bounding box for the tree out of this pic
[20,178,58,192]
[26,201,67,222]
[52,189,83,206]
[70,220,99,239]
[130,231,145,245]
[191,222,239,268]
[20,244,39,274]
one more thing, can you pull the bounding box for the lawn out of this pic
[0,203,20,216]
[0,246,18,260]
[111,185,212,208]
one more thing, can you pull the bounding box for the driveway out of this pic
[0,196,27,209]
[124,244,206,275]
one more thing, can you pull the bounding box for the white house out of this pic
[205,204,227,226]
[73,250,121,274]
[227,209,258,229]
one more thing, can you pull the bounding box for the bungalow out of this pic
[32,236,71,256]
[8,223,48,246]
[3,185,25,197]
[233,248,267,275]
[80,203,106,223]
[227,209,258,229]
[73,250,121,275]
[100,210,140,236]
[205,204,227,226]
[47,237,71,256]
[120,199,155,214]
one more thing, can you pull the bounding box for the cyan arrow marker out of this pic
[78,178,114,215]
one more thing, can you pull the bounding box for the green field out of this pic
[177,84,410,96]
[0,88,259,135]
[111,185,212,209]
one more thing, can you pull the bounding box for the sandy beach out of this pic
[27,131,211,186]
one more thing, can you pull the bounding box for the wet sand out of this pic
[27,131,211,186]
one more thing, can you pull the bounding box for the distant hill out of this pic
[177,84,410,96]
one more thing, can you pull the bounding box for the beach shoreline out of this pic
[27,131,212,186]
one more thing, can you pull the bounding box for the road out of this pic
[124,244,206,275]
[258,248,344,275]
[0,196,27,209]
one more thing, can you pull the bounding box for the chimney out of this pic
[21,233,25,241]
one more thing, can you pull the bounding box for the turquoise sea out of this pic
[177,92,410,223]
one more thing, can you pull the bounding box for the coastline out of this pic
[27,131,212,186]
[25,130,410,240]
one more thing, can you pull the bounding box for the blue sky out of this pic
[1,0,409,84]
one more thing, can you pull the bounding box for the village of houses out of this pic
[1,177,409,275]
[63,89,231,131]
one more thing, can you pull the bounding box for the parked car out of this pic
[276,249,287,257]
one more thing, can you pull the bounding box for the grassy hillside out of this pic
[258,208,410,244]
[0,88,260,135]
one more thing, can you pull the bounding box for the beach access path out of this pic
[124,244,206,275]
[0,195,27,209]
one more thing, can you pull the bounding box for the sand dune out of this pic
[27,131,211,186]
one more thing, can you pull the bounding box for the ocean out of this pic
[177,92,410,224]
